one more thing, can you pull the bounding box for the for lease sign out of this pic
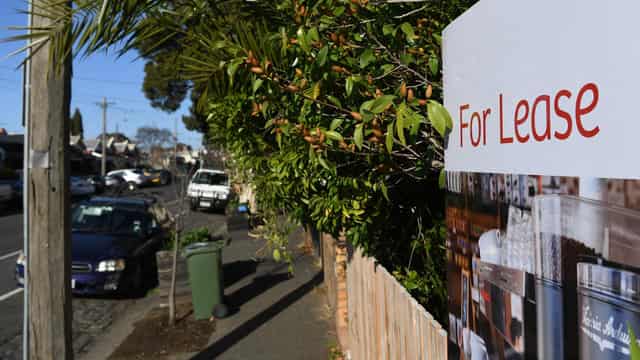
[443,0,640,179]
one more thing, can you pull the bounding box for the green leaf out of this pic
[273,248,281,262]
[252,78,264,94]
[307,27,320,43]
[386,123,394,153]
[439,169,446,189]
[433,34,442,45]
[359,48,375,68]
[400,22,416,41]
[381,64,394,75]
[360,99,375,113]
[318,156,330,170]
[382,24,395,36]
[380,182,389,201]
[276,132,282,148]
[326,95,342,108]
[399,53,415,65]
[354,124,364,150]
[630,324,640,360]
[330,118,343,130]
[345,76,354,97]
[429,56,439,76]
[311,81,321,100]
[325,130,343,141]
[227,58,243,84]
[333,6,345,16]
[396,102,407,145]
[297,27,311,53]
[427,100,453,137]
[317,46,329,66]
[370,95,395,114]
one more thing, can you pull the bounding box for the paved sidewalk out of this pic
[99,214,335,360]
[187,224,334,360]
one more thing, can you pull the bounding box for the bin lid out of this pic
[183,241,225,257]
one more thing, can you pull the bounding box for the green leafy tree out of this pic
[70,108,84,139]
[10,0,476,323]
[135,126,173,150]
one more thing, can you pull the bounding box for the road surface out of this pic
[0,182,224,359]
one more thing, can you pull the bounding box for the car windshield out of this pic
[192,172,228,186]
[71,204,148,236]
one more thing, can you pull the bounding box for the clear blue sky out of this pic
[0,1,202,148]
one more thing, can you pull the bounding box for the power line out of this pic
[74,76,141,86]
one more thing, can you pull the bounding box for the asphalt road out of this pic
[0,181,207,359]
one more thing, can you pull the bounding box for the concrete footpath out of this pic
[188,224,334,360]
[86,214,335,360]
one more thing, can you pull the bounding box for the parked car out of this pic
[136,167,172,186]
[16,196,169,295]
[104,174,126,188]
[135,167,162,185]
[151,169,172,185]
[88,176,106,194]
[70,176,95,197]
[187,169,231,211]
[106,169,150,191]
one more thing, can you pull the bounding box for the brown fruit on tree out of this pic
[400,82,407,98]
[426,84,433,99]
[350,112,363,121]
[250,67,264,74]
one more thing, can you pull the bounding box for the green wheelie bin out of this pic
[184,241,225,320]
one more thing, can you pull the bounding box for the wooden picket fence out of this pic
[347,248,448,360]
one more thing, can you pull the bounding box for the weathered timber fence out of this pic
[346,248,448,360]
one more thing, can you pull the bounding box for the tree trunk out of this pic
[27,1,73,358]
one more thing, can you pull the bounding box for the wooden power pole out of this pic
[96,97,115,176]
[26,0,73,358]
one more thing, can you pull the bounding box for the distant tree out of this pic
[70,108,84,139]
[142,53,189,112]
[135,126,173,150]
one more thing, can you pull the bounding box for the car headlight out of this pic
[16,252,25,266]
[97,259,126,272]
[217,192,229,200]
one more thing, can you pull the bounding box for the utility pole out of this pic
[174,118,178,174]
[95,97,115,176]
[26,1,73,358]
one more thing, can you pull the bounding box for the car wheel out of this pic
[127,182,137,191]
[160,175,168,186]
[190,200,197,211]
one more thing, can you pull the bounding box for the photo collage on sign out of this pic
[446,172,640,360]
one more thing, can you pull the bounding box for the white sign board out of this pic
[443,0,640,179]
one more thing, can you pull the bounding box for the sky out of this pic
[0,1,202,148]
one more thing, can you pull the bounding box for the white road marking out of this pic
[0,288,23,302]
[0,250,21,261]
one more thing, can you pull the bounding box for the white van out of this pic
[187,169,231,211]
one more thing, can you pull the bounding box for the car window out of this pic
[72,205,149,236]
[191,172,228,186]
